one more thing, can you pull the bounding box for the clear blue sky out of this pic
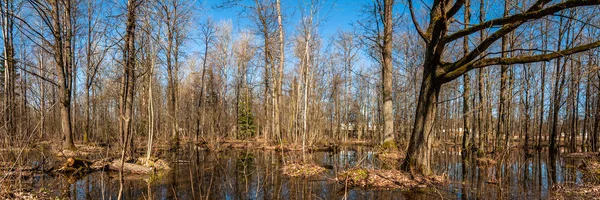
[203,0,363,40]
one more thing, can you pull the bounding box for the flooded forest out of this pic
[1,0,600,199]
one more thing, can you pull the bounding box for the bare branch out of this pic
[441,0,600,43]
[446,0,465,18]
[441,40,600,82]
[407,0,429,42]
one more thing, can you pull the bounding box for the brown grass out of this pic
[337,168,446,189]
[282,163,327,177]
[376,150,405,160]
[551,183,600,200]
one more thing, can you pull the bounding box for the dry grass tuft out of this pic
[551,183,600,200]
[282,163,327,177]
[337,168,446,189]
[376,150,405,160]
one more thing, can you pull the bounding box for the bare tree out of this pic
[83,0,108,143]
[402,0,600,175]
[157,0,192,145]
[274,0,284,142]
[1,0,16,145]
[196,19,215,141]
[24,0,78,149]
[118,0,141,198]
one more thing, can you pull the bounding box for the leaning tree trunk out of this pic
[401,69,440,176]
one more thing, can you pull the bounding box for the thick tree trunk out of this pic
[60,97,75,150]
[382,0,395,148]
[49,0,75,150]
[401,71,439,175]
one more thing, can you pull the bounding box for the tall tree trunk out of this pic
[593,71,600,152]
[50,0,75,150]
[146,52,155,161]
[261,23,271,141]
[382,0,395,148]
[592,78,600,152]
[537,21,548,149]
[166,13,178,145]
[302,26,311,162]
[274,0,284,142]
[84,1,92,143]
[476,0,486,153]
[196,40,209,141]
[549,16,568,155]
[496,0,510,152]
[65,0,75,148]
[1,0,16,145]
[118,0,138,199]
[583,63,591,149]
[461,0,471,152]
[85,87,91,143]
[401,70,440,175]
[523,65,531,152]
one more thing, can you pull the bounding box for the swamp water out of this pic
[5,145,594,199]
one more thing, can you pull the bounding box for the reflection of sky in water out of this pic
[12,146,593,200]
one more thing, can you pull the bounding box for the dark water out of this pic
[6,145,594,199]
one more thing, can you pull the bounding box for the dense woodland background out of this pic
[1,0,600,176]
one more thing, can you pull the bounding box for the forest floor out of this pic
[550,152,600,199]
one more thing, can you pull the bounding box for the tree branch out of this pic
[446,0,465,19]
[407,0,429,43]
[441,40,600,82]
[441,0,599,43]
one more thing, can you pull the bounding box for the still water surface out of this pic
[19,146,590,199]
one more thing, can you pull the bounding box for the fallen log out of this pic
[55,158,93,173]
[109,160,153,174]
[90,158,112,170]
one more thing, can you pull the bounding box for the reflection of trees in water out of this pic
[21,146,597,199]
[430,146,591,199]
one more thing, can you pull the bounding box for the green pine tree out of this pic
[237,91,256,139]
